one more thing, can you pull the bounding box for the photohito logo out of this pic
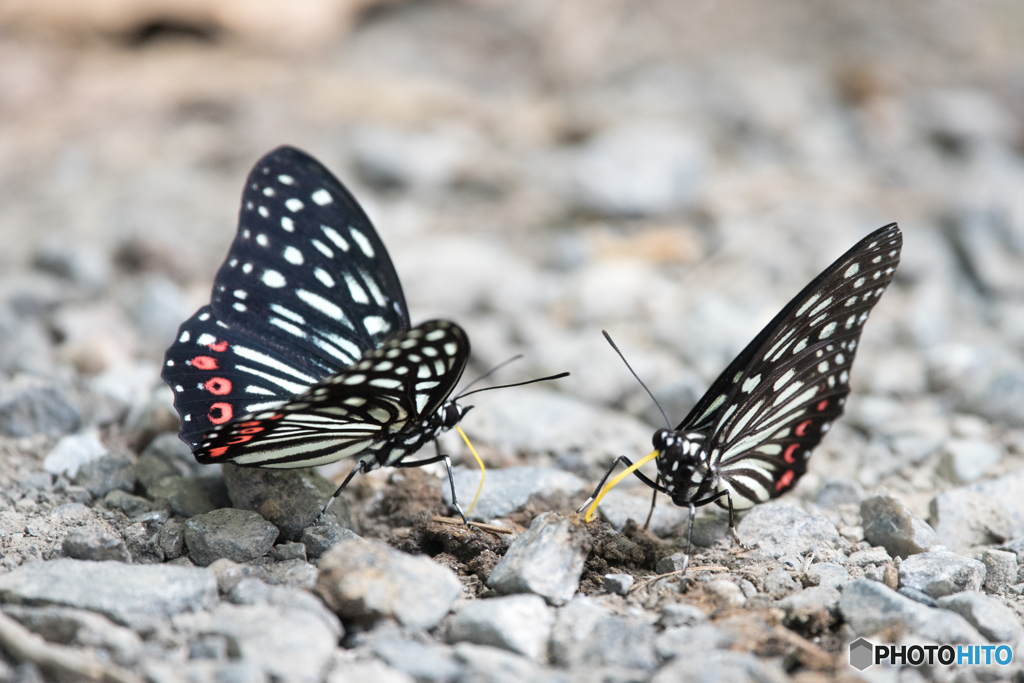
[849,638,1014,670]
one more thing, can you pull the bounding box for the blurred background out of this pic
[2,0,1024,512]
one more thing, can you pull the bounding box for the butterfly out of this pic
[162,146,506,524]
[579,223,902,573]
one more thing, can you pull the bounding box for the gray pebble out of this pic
[936,591,1024,642]
[846,547,892,567]
[301,523,359,560]
[372,636,461,682]
[805,562,851,589]
[968,469,1024,531]
[839,578,983,643]
[226,579,342,638]
[938,438,1002,483]
[222,464,351,541]
[549,596,657,671]
[272,542,307,562]
[736,503,839,558]
[0,383,80,438]
[655,624,734,660]
[587,487,689,538]
[325,660,415,683]
[928,488,1014,550]
[0,558,217,629]
[652,650,788,683]
[446,594,553,660]
[655,552,688,575]
[120,522,164,564]
[208,558,269,595]
[454,642,570,683]
[73,453,134,498]
[133,453,180,492]
[899,550,986,598]
[602,574,634,596]
[158,518,185,560]
[897,587,939,607]
[657,603,707,628]
[184,508,280,566]
[860,494,937,558]
[982,549,1018,592]
[61,527,131,562]
[815,479,865,509]
[147,476,216,518]
[316,537,462,630]
[443,465,585,522]
[43,430,107,478]
[264,559,318,589]
[487,513,593,606]
[103,490,166,519]
[2,605,142,666]
[777,585,842,626]
[763,568,797,598]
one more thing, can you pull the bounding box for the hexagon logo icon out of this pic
[850,638,874,671]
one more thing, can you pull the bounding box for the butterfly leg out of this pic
[395,444,478,531]
[642,475,660,531]
[317,460,369,525]
[677,502,697,586]
[724,491,753,550]
[576,455,666,515]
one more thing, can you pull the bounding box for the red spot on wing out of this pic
[209,340,229,353]
[816,399,829,411]
[208,446,229,458]
[240,421,261,427]
[205,378,232,395]
[238,427,264,435]
[783,443,799,463]
[228,435,254,445]
[208,402,233,424]
[795,420,812,437]
[191,356,218,370]
[775,469,795,492]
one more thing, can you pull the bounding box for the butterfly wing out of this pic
[192,320,470,468]
[162,146,410,446]
[680,223,902,507]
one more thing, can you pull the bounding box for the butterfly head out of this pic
[437,401,473,432]
[653,428,707,501]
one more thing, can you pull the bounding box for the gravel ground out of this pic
[1,2,1024,681]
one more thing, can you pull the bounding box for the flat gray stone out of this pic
[184,508,280,566]
[301,523,359,560]
[222,464,351,541]
[62,527,130,562]
[549,595,657,671]
[43,430,107,478]
[815,479,865,509]
[846,547,892,567]
[148,476,216,518]
[0,383,80,438]
[938,438,1002,483]
[316,537,462,630]
[453,642,570,683]
[0,559,217,629]
[928,488,1014,550]
[487,513,593,605]
[982,549,1018,592]
[446,594,553,660]
[899,550,986,598]
[736,504,839,559]
[326,660,416,683]
[225,579,342,639]
[602,573,634,596]
[592,487,690,538]
[442,466,585,522]
[652,650,787,683]
[839,578,984,643]
[969,469,1024,532]
[861,494,937,558]
[805,562,850,589]
[655,624,734,660]
[2,605,143,666]
[72,453,135,498]
[763,568,798,598]
[657,603,707,628]
[936,591,1024,643]
[372,636,461,682]
[103,490,167,519]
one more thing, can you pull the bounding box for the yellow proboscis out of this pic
[585,449,660,522]
[455,426,485,517]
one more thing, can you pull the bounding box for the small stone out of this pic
[860,494,937,558]
[657,603,707,628]
[272,542,307,562]
[452,643,563,683]
[222,464,351,541]
[839,579,983,643]
[301,523,359,560]
[148,476,216,518]
[846,547,892,567]
[316,537,462,630]
[763,568,797,598]
[208,559,269,595]
[103,490,166,519]
[184,508,280,566]
[982,549,1018,592]
[805,563,850,589]
[704,580,745,609]
[929,489,1014,550]
[265,559,317,589]
[899,550,986,598]
[2,605,143,667]
[227,579,342,639]
[0,383,80,438]
[777,585,842,630]
[689,516,729,548]
[446,594,553,660]
[655,553,688,575]
[133,454,179,492]
[898,587,939,607]
[0,559,217,629]
[121,522,164,564]
[655,624,735,660]
[158,519,185,560]
[43,430,108,478]
[936,591,1024,643]
[589,487,690,538]
[736,504,839,559]
[652,650,787,683]
[62,528,131,562]
[326,660,413,683]
[602,574,634,596]
[372,637,461,682]
[549,595,657,671]
[73,453,135,498]
[938,439,1002,483]
[487,513,593,605]
[815,479,865,509]
[443,466,585,522]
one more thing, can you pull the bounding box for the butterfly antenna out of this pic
[602,330,671,429]
[457,371,570,399]
[456,354,524,398]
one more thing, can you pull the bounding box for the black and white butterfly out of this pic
[580,224,902,571]
[162,146,497,523]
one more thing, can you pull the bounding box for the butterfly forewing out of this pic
[192,320,470,468]
[211,146,409,379]
[682,223,902,507]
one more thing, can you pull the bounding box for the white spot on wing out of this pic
[281,217,295,232]
[270,304,304,323]
[364,316,388,335]
[311,239,333,258]
[742,375,760,393]
[350,228,375,257]
[312,189,332,205]
[797,294,821,317]
[179,331,191,343]
[321,226,349,251]
[315,268,335,287]
[345,274,368,303]
[844,263,860,278]
[284,246,304,265]
[285,198,305,212]
[297,289,344,320]
[262,270,287,288]
[277,174,295,185]
[774,369,795,391]
[818,322,837,339]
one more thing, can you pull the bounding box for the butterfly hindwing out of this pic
[683,223,902,507]
[191,320,470,468]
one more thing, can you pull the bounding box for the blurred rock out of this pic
[32,240,112,291]
[43,430,108,477]
[222,464,352,541]
[936,591,1024,643]
[72,453,134,498]
[148,476,217,518]
[652,650,786,683]
[446,594,553,660]
[326,660,414,683]
[594,487,689,538]
[655,624,736,661]
[271,542,307,562]
[937,438,1002,483]
[2,605,143,667]
[371,637,461,682]
[815,478,865,509]
[968,470,1024,532]
[443,466,585,522]
[316,537,462,630]
[62,527,131,562]
[352,123,481,191]
[602,573,634,596]
[452,643,566,683]
[126,276,193,350]
[488,513,592,605]
[103,490,168,520]
[184,508,280,566]
[549,596,657,671]
[301,523,359,560]
[839,579,983,643]
[899,550,986,598]
[981,549,1018,592]
[736,504,839,559]
[657,603,708,628]
[928,488,1013,550]
[1,382,81,439]
[861,494,937,558]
